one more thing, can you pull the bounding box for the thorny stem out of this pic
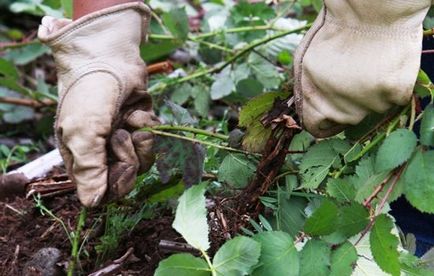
[153,125,229,140]
[354,166,405,246]
[334,105,410,179]
[149,24,311,93]
[67,207,87,276]
[141,127,260,156]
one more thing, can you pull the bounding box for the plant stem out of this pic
[142,127,259,156]
[201,249,216,276]
[149,24,311,93]
[153,125,229,140]
[67,207,87,276]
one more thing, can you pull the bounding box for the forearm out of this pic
[73,0,140,19]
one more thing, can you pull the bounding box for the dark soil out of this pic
[0,193,180,275]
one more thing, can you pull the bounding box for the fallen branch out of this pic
[159,240,199,254]
[88,247,137,276]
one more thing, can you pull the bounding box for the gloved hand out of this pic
[294,0,432,138]
[38,2,159,207]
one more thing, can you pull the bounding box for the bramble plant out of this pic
[1,0,434,275]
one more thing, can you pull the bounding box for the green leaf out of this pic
[421,105,434,147]
[239,92,287,127]
[162,7,189,41]
[171,83,192,105]
[300,140,341,189]
[218,153,257,188]
[273,189,307,237]
[304,199,338,236]
[375,129,417,173]
[212,236,261,276]
[3,43,49,65]
[0,58,18,79]
[238,92,288,152]
[336,201,369,238]
[403,150,434,213]
[299,239,331,276]
[370,214,400,276]
[252,231,299,276]
[192,85,211,118]
[236,78,264,98]
[172,183,209,251]
[330,242,358,276]
[326,178,356,202]
[155,254,210,276]
[60,0,72,18]
[165,100,197,125]
[210,67,235,100]
[350,156,390,203]
[248,53,281,89]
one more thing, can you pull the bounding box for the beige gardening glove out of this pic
[37,2,160,207]
[294,0,432,138]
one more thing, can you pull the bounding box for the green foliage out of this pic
[304,199,338,236]
[370,214,400,276]
[162,7,189,41]
[299,239,331,276]
[375,129,417,173]
[252,231,299,276]
[218,153,257,189]
[213,236,261,276]
[155,254,210,276]
[421,105,434,146]
[330,242,358,276]
[403,150,434,213]
[172,183,210,251]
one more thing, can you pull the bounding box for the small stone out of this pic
[23,247,63,276]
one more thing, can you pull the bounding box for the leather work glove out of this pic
[38,2,160,207]
[294,0,432,138]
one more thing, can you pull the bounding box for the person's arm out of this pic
[73,0,140,20]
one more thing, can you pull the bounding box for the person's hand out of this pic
[38,2,159,207]
[294,0,432,138]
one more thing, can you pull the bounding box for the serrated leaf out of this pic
[212,236,261,276]
[403,150,434,213]
[330,242,358,276]
[336,202,369,238]
[239,92,288,127]
[172,183,209,251]
[162,7,189,41]
[211,67,235,100]
[421,105,434,146]
[238,92,288,152]
[155,253,210,276]
[218,153,257,188]
[350,156,390,203]
[273,189,307,237]
[326,178,356,202]
[248,53,281,89]
[299,239,331,276]
[165,100,197,125]
[252,231,299,276]
[300,140,340,189]
[370,214,400,276]
[304,199,338,236]
[154,136,205,186]
[375,129,417,173]
[171,83,192,105]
